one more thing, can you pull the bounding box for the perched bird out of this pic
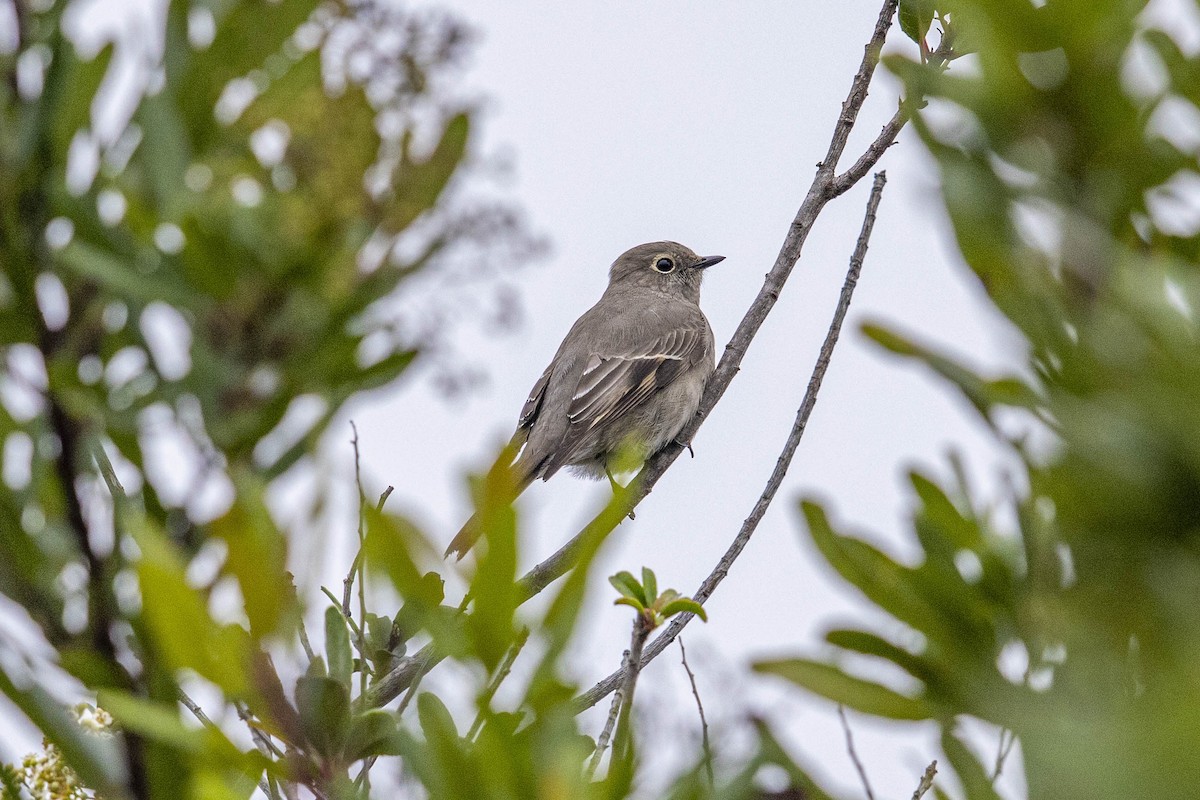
[444,241,724,559]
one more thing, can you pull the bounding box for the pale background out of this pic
[8,0,1196,797]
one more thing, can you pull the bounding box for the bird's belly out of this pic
[565,368,704,480]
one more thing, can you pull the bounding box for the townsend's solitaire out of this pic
[445,241,724,559]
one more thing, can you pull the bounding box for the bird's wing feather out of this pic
[565,322,707,434]
[518,365,552,429]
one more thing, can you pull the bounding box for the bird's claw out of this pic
[674,438,695,458]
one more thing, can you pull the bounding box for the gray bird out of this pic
[445,241,724,559]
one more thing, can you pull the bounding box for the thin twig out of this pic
[678,637,713,787]
[574,171,889,713]
[511,0,902,614]
[992,728,1016,781]
[395,647,437,717]
[179,691,277,799]
[912,760,938,800]
[235,701,286,759]
[344,424,373,701]
[296,617,316,662]
[377,485,395,511]
[585,647,631,780]
[467,627,531,740]
[344,427,364,616]
[837,705,876,800]
[177,688,217,731]
[364,0,904,708]
[612,615,651,765]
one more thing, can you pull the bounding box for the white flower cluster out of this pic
[9,704,113,800]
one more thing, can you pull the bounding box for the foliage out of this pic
[609,567,708,627]
[0,0,815,798]
[760,1,1200,798]
[3,0,1195,799]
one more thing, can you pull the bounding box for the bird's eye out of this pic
[653,257,675,273]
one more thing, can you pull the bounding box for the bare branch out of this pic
[364,0,904,709]
[585,647,630,780]
[992,728,1016,781]
[468,627,531,740]
[178,691,277,800]
[508,0,902,613]
[679,637,713,786]
[831,107,906,196]
[587,615,652,778]
[912,760,938,800]
[573,171,889,713]
[837,705,876,800]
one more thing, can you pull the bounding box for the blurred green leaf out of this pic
[131,516,249,696]
[825,629,932,682]
[898,0,936,47]
[324,605,353,690]
[343,709,401,762]
[466,453,520,671]
[211,472,295,640]
[295,675,350,760]
[51,41,113,149]
[941,728,1003,800]
[755,658,932,721]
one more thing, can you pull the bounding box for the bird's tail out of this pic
[444,468,536,560]
[444,433,536,560]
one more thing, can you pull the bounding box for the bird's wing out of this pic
[565,321,710,434]
[518,364,552,430]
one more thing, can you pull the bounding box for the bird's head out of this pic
[607,241,724,303]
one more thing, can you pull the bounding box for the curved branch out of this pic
[517,0,902,614]
[364,0,903,710]
[573,171,889,713]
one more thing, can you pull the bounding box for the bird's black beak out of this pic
[692,255,726,270]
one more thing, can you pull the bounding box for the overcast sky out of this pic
[10,0,1198,796]
[340,2,1025,796]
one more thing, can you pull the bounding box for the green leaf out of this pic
[942,728,1004,800]
[613,597,643,611]
[99,690,199,752]
[862,323,1039,422]
[295,675,350,759]
[608,571,646,607]
[324,606,353,690]
[660,599,707,622]
[801,500,948,641]
[51,42,114,149]
[641,566,658,604]
[363,510,464,657]
[382,112,472,233]
[132,90,191,212]
[343,709,401,762]
[535,488,627,667]
[131,515,249,695]
[176,0,323,151]
[55,241,197,308]
[98,690,254,773]
[825,629,932,682]
[210,472,295,640]
[416,691,459,741]
[898,0,936,46]
[754,658,932,720]
[466,450,520,671]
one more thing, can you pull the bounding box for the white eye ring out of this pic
[653,256,675,273]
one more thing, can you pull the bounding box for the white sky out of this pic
[334,2,1027,797]
[28,0,1200,797]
